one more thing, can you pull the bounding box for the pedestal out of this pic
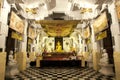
[36,56,42,67]
[81,52,89,67]
[16,52,27,71]
[29,52,36,62]
[87,61,93,68]
[81,57,85,67]
[26,57,30,68]
[0,52,6,80]
[114,52,120,80]
[93,50,100,71]
[99,63,114,76]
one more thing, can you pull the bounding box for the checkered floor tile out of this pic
[6,67,115,80]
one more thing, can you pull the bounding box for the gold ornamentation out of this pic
[35,20,81,37]
[25,8,37,14]
[80,8,92,14]
[93,12,108,34]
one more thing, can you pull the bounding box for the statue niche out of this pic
[55,41,63,52]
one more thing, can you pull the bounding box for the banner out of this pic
[96,31,107,40]
[11,31,23,41]
[36,20,79,37]
[28,38,33,44]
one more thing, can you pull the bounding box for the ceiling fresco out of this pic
[35,20,81,37]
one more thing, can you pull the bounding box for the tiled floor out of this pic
[7,67,115,80]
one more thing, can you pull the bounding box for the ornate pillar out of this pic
[108,2,120,80]
[91,22,101,71]
[0,52,6,80]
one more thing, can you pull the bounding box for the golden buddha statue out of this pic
[56,41,62,52]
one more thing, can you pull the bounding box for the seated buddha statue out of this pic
[6,50,19,77]
[56,41,62,52]
[100,49,109,64]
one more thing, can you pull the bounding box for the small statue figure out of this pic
[8,51,16,65]
[6,50,19,77]
[100,49,109,64]
[99,49,114,76]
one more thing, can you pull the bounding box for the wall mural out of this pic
[63,37,72,52]
[93,11,108,34]
[28,26,36,39]
[81,24,91,39]
[11,31,23,41]
[115,0,120,21]
[45,37,54,52]
[35,20,81,37]
[44,24,74,37]
[10,11,25,34]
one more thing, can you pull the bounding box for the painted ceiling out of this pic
[35,20,81,37]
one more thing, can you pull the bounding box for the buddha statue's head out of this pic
[57,41,61,45]
[103,49,106,53]
[10,50,13,55]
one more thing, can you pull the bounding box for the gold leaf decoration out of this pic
[25,8,37,14]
